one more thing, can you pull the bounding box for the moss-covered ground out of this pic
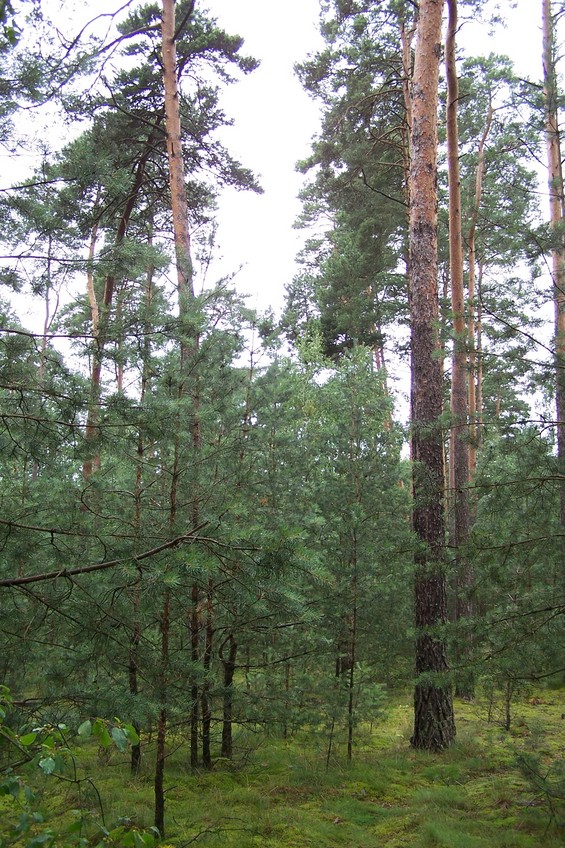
[2,691,565,847]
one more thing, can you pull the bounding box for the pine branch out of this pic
[0,524,208,588]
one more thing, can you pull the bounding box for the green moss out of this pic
[412,785,471,811]
[3,691,565,847]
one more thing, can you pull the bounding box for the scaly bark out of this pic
[446,0,473,700]
[162,0,194,311]
[162,4,204,770]
[409,0,455,751]
[542,0,565,605]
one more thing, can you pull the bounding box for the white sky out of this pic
[197,0,542,316]
[200,0,324,313]
[7,0,548,330]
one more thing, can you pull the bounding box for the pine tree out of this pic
[409,0,456,752]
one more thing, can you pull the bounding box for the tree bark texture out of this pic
[161,0,204,770]
[409,0,455,751]
[220,635,237,759]
[446,0,473,699]
[201,583,214,769]
[154,590,170,836]
[190,581,200,769]
[130,254,155,774]
[542,0,565,605]
[466,101,492,479]
[162,0,194,310]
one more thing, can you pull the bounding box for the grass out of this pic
[2,691,565,847]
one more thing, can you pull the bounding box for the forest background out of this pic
[0,0,565,843]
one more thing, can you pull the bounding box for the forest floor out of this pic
[3,691,565,847]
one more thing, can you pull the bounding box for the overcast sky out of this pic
[10,0,547,327]
[200,0,324,314]
[197,0,543,316]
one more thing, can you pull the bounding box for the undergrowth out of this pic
[2,691,564,847]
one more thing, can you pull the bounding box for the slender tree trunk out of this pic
[83,219,101,480]
[446,0,473,700]
[154,590,170,836]
[220,635,237,759]
[190,582,200,769]
[83,123,162,479]
[156,0,202,783]
[33,236,57,480]
[162,5,204,768]
[347,558,357,763]
[162,0,194,309]
[201,582,214,769]
[467,102,492,480]
[409,0,455,751]
[542,0,565,605]
[129,575,142,775]
[283,661,291,739]
[446,0,468,517]
[130,246,155,774]
[476,263,484,432]
[115,290,125,393]
[400,17,414,206]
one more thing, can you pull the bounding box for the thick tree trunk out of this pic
[409,0,455,751]
[542,0,565,605]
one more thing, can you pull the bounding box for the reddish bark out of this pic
[542,0,565,605]
[409,0,455,751]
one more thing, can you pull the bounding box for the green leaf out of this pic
[92,719,111,748]
[123,723,140,745]
[1,726,17,743]
[77,720,92,738]
[134,831,155,848]
[19,731,37,746]
[28,832,55,848]
[0,776,20,798]
[66,820,84,834]
[111,726,128,752]
[38,757,56,775]
[53,753,66,772]
[16,812,31,834]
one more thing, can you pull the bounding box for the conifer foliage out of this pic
[0,0,564,838]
